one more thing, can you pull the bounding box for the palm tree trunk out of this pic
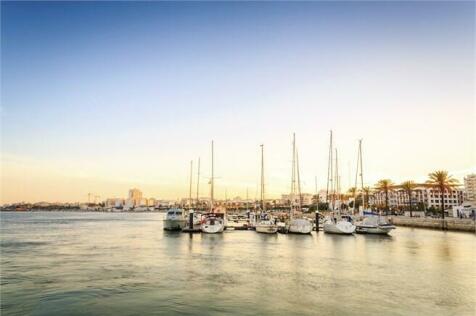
[408,190,413,217]
[385,189,389,215]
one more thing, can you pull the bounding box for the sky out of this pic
[1,1,475,203]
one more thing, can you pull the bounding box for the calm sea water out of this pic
[1,211,474,316]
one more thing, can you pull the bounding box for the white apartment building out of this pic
[464,174,476,202]
[373,185,464,210]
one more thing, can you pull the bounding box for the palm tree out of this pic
[426,171,459,220]
[400,181,417,217]
[347,187,358,213]
[375,179,394,214]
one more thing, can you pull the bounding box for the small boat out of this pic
[286,134,313,234]
[256,219,278,234]
[201,212,225,233]
[288,218,313,234]
[226,214,249,230]
[200,140,225,234]
[323,216,356,234]
[163,208,186,231]
[255,144,278,234]
[355,216,396,235]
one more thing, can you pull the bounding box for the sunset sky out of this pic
[1,1,474,203]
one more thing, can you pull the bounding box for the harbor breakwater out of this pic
[389,216,476,233]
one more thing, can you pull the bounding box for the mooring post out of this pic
[315,210,320,232]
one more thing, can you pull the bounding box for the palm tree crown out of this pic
[375,179,394,212]
[400,180,417,216]
[425,170,459,220]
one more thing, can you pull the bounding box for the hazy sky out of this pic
[1,1,475,203]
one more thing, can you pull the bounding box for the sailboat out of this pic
[323,131,356,235]
[353,139,396,235]
[256,144,278,234]
[201,140,225,234]
[287,133,313,234]
[182,159,203,232]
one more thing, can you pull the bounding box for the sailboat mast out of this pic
[359,139,364,208]
[196,157,200,206]
[189,160,193,208]
[333,148,338,210]
[260,144,265,212]
[326,130,333,210]
[297,149,302,212]
[291,133,296,217]
[210,140,214,213]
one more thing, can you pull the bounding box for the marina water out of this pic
[1,212,474,315]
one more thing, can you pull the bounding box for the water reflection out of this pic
[1,211,474,316]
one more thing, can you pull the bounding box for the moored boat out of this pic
[164,208,186,231]
[355,216,395,235]
[323,217,356,234]
[201,212,225,233]
[200,140,225,234]
[255,144,278,234]
[288,218,313,234]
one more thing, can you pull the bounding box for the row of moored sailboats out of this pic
[164,133,395,236]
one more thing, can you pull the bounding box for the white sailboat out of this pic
[323,131,356,235]
[287,133,313,234]
[183,159,202,232]
[201,140,225,234]
[256,144,278,234]
[353,139,396,235]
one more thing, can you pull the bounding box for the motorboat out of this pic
[355,216,396,235]
[201,212,225,234]
[163,208,186,231]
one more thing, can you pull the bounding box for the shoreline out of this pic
[389,216,476,233]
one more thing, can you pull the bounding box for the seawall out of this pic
[389,216,476,233]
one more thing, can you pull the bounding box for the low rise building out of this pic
[373,185,464,210]
[464,174,476,202]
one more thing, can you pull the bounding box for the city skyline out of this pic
[1,2,475,203]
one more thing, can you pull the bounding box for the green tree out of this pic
[426,171,459,220]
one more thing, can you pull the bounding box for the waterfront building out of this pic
[105,198,124,208]
[464,174,476,202]
[128,188,143,206]
[147,198,157,207]
[281,193,314,206]
[373,185,464,210]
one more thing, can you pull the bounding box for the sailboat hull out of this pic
[356,224,395,235]
[323,221,356,234]
[201,214,225,234]
[256,223,278,234]
[288,218,313,234]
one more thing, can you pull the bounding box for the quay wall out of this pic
[389,217,476,233]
